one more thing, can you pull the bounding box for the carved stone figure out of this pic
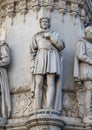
[0,40,11,118]
[30,17,65,111]
[74,25,92,122]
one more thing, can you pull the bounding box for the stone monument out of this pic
[29,16,65,130]
[0,0,92,130]
[30,17,65,111]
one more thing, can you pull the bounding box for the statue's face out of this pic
[86,28,92,41]
[40,19,49,30]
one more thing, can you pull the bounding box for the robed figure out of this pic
[0,41,11,118]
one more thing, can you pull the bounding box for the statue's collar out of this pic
[41,29,50,33]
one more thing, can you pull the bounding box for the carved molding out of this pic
[0,0,90,25]
[6,114,65,130]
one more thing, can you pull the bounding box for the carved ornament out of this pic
[0,0,90,26]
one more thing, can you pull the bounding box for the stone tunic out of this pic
[30,31,65,75]
[74,39,92,81]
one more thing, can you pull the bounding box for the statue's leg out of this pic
[46,74,55,109]
[35,74,43,110]
[84,81,92,116]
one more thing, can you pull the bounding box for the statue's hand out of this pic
[43,32,51,40]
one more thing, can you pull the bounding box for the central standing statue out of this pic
[30,17,65,111]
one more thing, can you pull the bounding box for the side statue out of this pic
[30,17,65,111]
[0,40,11,118]
[74,25,92,122]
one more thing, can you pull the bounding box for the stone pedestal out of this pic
[83,116,92,124]
[28,110,65,130]
[0,117,7,130]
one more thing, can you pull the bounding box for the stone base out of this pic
[28,109,65,130]
[0,117,7,124]
[6,110,92,130]
[6,110,65,130]
[6,115,92,130]
[0,117,7,130]
[83,116,92,124]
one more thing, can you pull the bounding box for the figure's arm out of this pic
[50,32,65,51]
[0,44,10,66]
[30,35,37,70]
[77,40,92,65]
[43,31,65,51]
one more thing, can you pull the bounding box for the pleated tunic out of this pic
[30,31,65,75]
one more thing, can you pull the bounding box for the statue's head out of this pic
[84,25,92,41]
[39,17,51,29]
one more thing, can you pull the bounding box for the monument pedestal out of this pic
[28,109,65,130]
[0,117,7,130]
[83,116,92,124]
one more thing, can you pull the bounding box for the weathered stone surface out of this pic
[11,91,33,118]
[0,0,92,129]
[62,92,79,118]
[7,110,65,130]
[0,0,90,26]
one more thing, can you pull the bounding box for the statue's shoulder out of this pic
[76,38,87,49]
[51,30,61,37]
[33,32,42,38]
[78,38,87,44]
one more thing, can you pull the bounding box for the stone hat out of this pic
[40,17,50,23]
[38,7,51,21]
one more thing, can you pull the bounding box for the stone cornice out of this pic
[0,0,89,26]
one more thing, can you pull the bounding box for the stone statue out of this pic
[30,17,65,111]
[74,25,92,122]
[0,40,11,118]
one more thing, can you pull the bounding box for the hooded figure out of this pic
[0,41,11,118]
